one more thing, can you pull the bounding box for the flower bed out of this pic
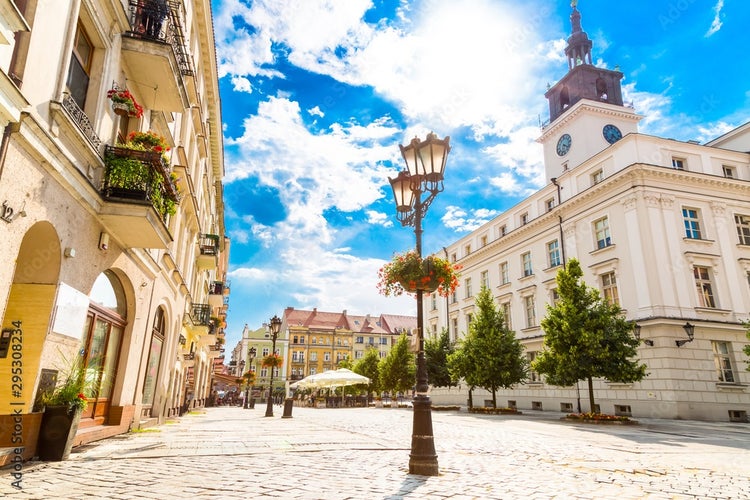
[432,405,461,412]
[468,407,522,415]
[562,412,637,424]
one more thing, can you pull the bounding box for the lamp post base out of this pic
[408,394,438,476]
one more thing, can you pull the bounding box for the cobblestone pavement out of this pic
[2,406,749,499]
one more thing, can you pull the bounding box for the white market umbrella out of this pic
[290,368,370,390]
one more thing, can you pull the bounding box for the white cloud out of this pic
[308,106,324,117]
[230,75,253,93]
[366,210,392,227]
[705,0,724,37]
[442,205,499,233]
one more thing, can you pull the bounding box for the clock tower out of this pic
[538,1,641,180]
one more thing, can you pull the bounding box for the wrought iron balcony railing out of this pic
[199,234,220,256]
[190,303,211,326]
[124,0,195,76]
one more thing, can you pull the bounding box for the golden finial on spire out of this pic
[571,0,578,7]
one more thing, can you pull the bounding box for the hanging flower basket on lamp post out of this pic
[377,249,460,297]
[261,353,283,369]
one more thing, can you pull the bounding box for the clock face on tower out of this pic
[556,133,572,156]
[603,124,622,144]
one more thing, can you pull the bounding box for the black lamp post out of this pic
[389,132,450,476]
[265,315,282,417]
[243,347,256,409]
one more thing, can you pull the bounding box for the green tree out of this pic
[353,347,381,399]
[338,356,353,369]
[378,333,416,397]
[447,342,476,408]
[425,328,455,388]
[469,286,527,408]
[533,259,647,412]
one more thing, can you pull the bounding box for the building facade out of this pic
[428,4,749,422]
[229,308,417,395]
[0,0,228,464]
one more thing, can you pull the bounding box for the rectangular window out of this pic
[499,262,509,285]
[324,353,330,362]
[735,214,750,245]
[355,351,363,359]
[591,169,604,185]
[723,165,736,178]
[260,367,268,378]
[712,341,736,383]
[500,302,511,329]
[594,217,611,249]
[380,337,388,345]
[300,336,305,344]
[672,157,685,170]
[546,198,555,212]
[311,337,317,344]
[67,23,93,110]
[310,352,317,361]
[451,290,457,304]
[262,348,269,357]
[480,235,488,247]
[693,266,716,308]
[480,270,489,289]
[522,252,533,277]
[293,335,298,344]
[451,253,457,263]
[368,337,374,345]
[550,288,559,306]
[500,225,507,237]
[547,240,561,268]
[521,212,529,225]
[310,368,317,375]
[356,336,363,344]
[430,293,437,311]
[601,271,619,305]
[527,352,540,382]
[465,244,471,256]
[292,352,299,361]
[524,295,536,328]
[464,277,472,298]
[451,317,459,340]
[682,208,702,239]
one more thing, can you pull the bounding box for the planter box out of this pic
[37,406,82,461]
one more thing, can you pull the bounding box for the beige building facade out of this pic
[428,5,749,422]
[0,0,228,464]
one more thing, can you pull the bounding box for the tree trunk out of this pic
[587,376,596,413]
[468,386,473,409]
[492,388,497,409]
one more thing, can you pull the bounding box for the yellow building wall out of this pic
[0,283,57,414]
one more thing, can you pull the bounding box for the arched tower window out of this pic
[596,78,608,100]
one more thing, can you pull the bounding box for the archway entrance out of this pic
[79,271,126,428]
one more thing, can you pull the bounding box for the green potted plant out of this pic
[37,355,90,461]
[377,250,461,297]
[107,88,144,118]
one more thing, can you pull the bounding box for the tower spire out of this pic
[564,1,592,69]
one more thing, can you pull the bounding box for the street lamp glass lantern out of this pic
[399,136,424,179]
[389,170,415,213]
[417,133,450,185]
[270,315,282,336]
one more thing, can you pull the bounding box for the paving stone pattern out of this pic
[1,406,749,499]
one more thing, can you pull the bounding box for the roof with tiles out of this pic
[283,307,415,335]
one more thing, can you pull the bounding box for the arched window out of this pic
[596,78,608,100]
[560,87,570,110]
[80,271,126,426]
[142,307,166,413]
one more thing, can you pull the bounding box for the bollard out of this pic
[282,398,293,418]
[249,398,255,409]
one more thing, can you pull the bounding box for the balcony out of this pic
[99,146,179,248]
[184,302,211,336]
[196,234,219,270]
[121,0,194,112]
[208,281,224,308]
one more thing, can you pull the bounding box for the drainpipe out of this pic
[0,124,15,182]
[551,178,566,265]
[442,246,451,341]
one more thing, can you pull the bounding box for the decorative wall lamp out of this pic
[632,323,654,346]
[676,322,695,347]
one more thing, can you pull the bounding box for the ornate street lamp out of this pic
[265,315,282,417]
[388,132,450,476]
[243,347,256,409]
[676,322,695,347]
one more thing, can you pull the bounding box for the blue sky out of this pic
[211,0,748,347]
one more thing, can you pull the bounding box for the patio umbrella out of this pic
[291,368,370,389]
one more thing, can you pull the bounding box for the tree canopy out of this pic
[378,333,416,396]
[353,347,381,397]
[448,286,527,408]
[533,258,647,412]
[425,328,455,388]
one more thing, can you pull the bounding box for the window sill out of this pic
[716,382,747,392]
[519,273,535,281]
[605,382,633,389]
[590,243,615,255]
[683,237,715,244]
[525,381,544,387]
